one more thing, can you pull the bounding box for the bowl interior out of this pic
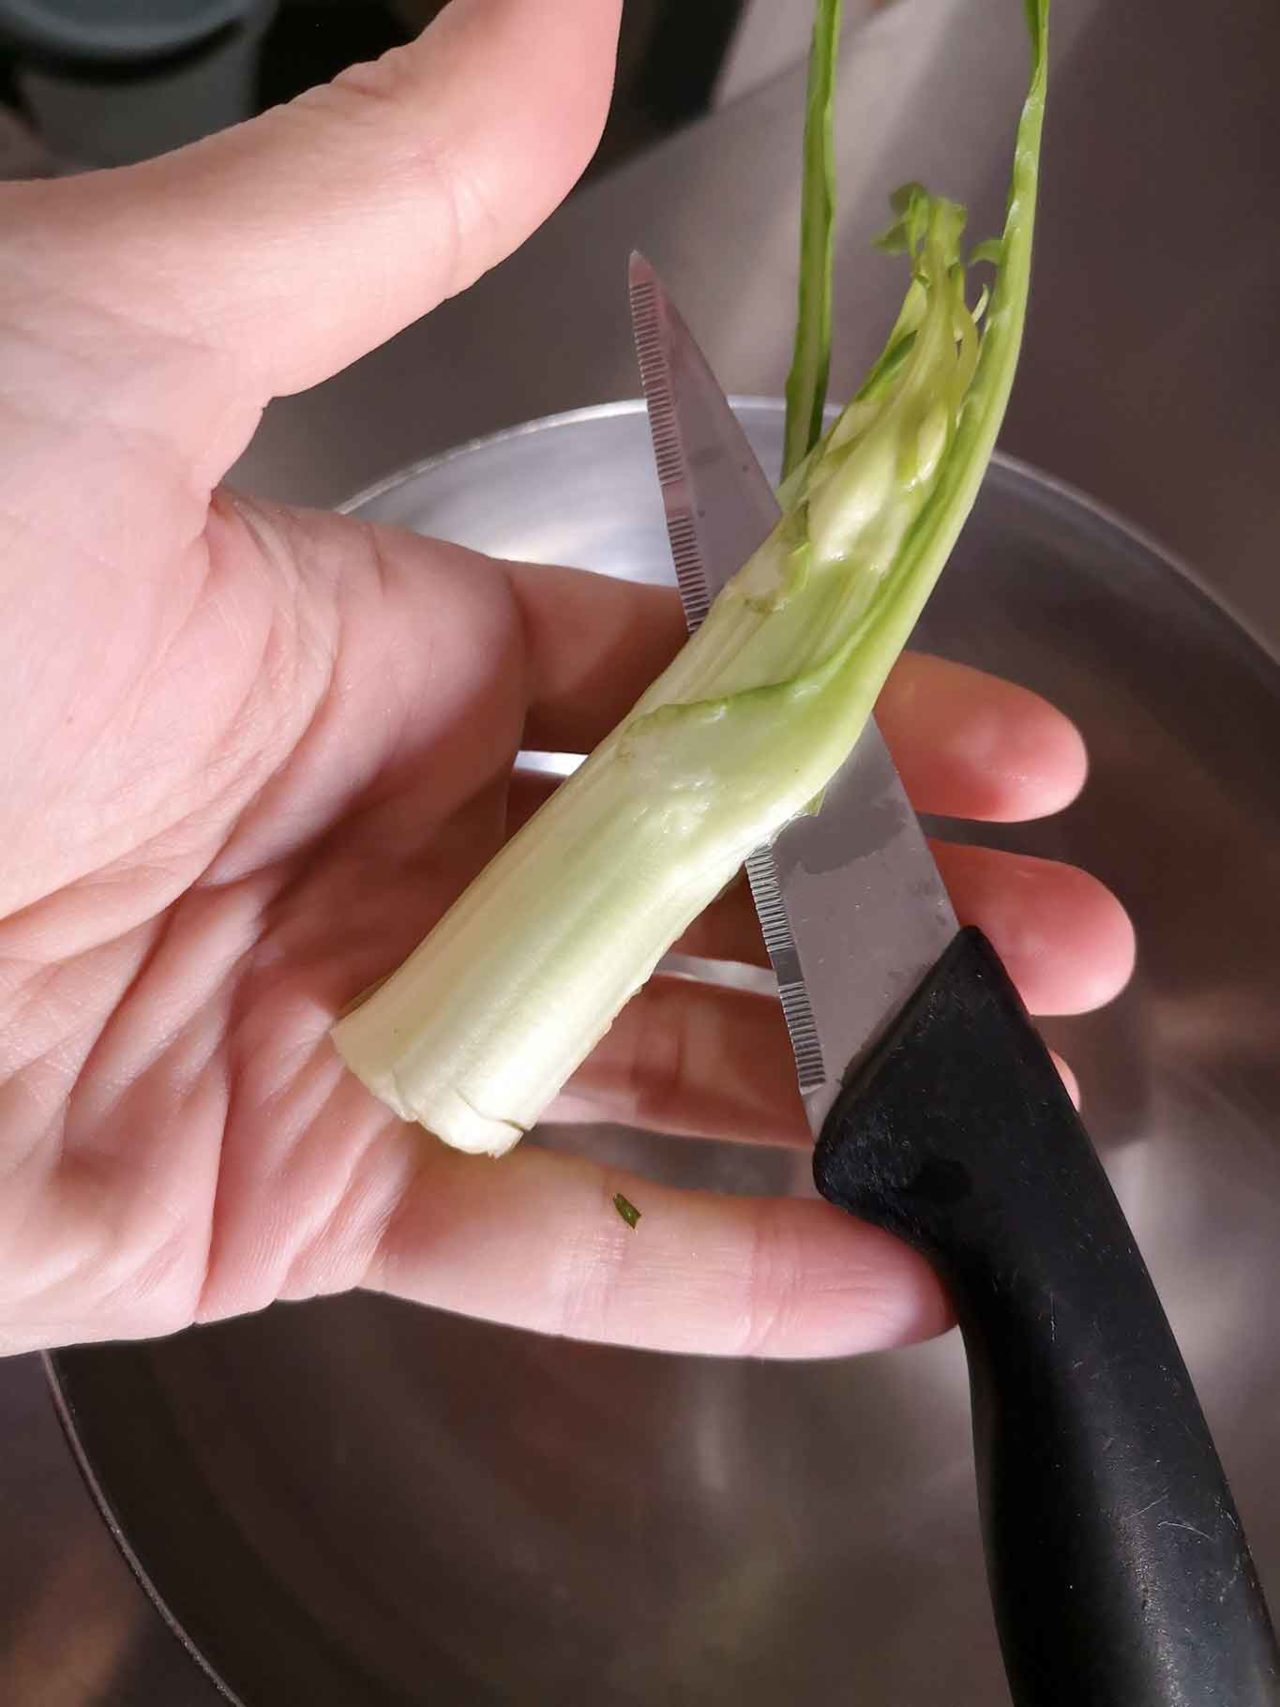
[51,403,1280,1707]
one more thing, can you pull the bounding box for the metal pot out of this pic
[50,402,1280,1706]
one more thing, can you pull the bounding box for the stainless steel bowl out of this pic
[50,402,1280,1706]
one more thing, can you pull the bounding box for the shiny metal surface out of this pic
[627,261,957,1122]
[776,725,960,1131]
[47,403,1280,1707]
[6,0,1280,1698]
[627,254,753,631]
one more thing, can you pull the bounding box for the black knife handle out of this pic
[813,926,1279,1707]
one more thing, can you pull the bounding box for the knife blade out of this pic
[627,252,1279,1707]
[628,252,956,1130]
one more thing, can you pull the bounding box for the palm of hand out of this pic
[2,337,532,1349]
[0,0,1133,1361]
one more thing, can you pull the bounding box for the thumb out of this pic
[28,0,621,401]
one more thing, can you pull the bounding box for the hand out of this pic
[0,0,1132,1361]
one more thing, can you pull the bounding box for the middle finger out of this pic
[676,842,1134,1019]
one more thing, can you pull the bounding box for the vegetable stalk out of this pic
[332,0,1050,1156]
[783,0,844,479]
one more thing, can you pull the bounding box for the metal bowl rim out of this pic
[340,396,1280,673]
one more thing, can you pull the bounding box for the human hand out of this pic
[0,0,1133,1359]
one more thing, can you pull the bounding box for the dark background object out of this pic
[0,0,256,60]
[0,0,277,166]
[634,0,745,124]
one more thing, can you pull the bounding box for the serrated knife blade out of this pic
[628,266,1280,1707]
[627,253,957,1131]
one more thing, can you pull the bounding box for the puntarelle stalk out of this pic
[332,0,1050,1156]
[783,0,844,480]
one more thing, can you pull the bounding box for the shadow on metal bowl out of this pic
[48,401,1280,1706]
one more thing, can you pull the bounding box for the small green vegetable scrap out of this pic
[613,1193,642,1231]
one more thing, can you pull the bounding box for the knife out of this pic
[629,253,1279,1707]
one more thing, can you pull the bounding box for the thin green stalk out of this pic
[782,0,843,479]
